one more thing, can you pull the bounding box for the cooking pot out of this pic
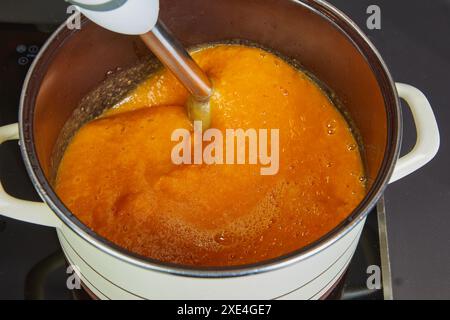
[0,0,439,299]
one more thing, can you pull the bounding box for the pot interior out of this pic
[24,0,399,268]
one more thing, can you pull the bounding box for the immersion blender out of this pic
[67,0,213,127]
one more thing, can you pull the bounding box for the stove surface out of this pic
[2,0,450,300]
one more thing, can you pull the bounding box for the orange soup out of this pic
[55,45,366,266]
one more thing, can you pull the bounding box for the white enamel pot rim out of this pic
[0,0,440,279]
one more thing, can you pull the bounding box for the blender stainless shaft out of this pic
[140,21,213,102]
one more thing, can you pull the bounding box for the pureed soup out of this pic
[55,44,366,266]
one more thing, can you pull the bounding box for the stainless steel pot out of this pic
[0,0,439,299]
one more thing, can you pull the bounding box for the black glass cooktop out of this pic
[0,23,390,300]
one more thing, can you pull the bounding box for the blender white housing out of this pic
[69,0,159,34]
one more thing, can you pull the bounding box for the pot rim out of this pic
[18,0,402,278]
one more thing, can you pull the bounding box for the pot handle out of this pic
[0,123,61,228]
[390,83,440,183]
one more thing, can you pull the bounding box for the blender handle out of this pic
[68,0,160,35]
[390,83,440,183]
[0,123,60,228]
